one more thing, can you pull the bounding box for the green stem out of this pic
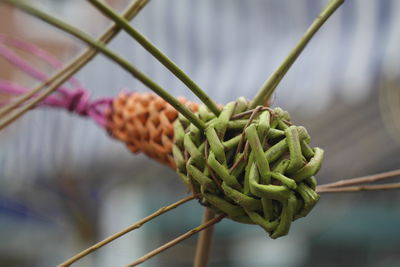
[0,0,149,129]
[3,0,206,130]
[89,0,220,116]
[0,0,148,130]
[250,0,344,108]
[193,208,216,267]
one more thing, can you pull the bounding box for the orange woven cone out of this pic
[106,92,198,169]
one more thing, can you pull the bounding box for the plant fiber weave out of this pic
[173,98,324,238]
[106,92,198,168]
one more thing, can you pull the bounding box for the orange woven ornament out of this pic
[106,92,198,168]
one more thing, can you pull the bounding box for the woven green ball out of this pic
[172,98,324,239]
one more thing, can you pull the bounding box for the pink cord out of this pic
[0,34,81,89]
[0,35,112,127]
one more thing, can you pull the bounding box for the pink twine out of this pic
[0,81,112,127]
[0,35,112,127]
[0,34,81,89]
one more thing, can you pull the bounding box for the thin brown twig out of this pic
[58,194,199,267]
[231,106,273,120]
[193,208,216,267]
[317,183,400,193]
[318,169,400,189]
[125,214,226,267]
[229,153,245,172]
[0,0,149,129]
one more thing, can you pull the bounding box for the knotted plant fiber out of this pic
[173,98,324,239]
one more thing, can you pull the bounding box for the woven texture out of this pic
[106,92,198,168]
[173,98,324,238]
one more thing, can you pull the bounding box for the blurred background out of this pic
[1,0,400,266]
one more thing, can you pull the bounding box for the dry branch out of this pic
[58,195,198,267]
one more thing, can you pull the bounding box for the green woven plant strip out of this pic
[172,98,324,239]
